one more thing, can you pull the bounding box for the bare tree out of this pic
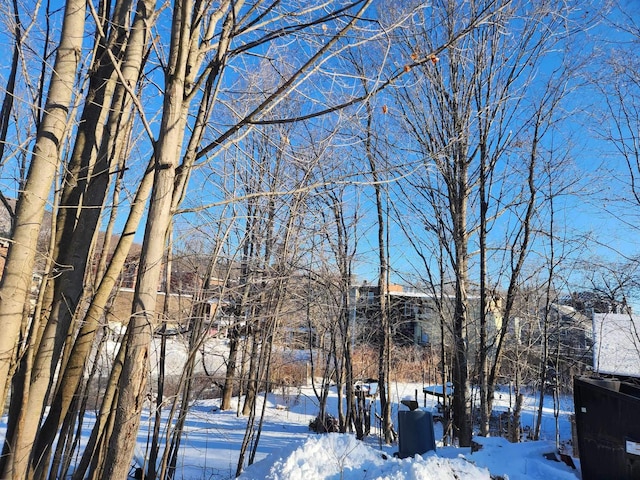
[4,2,156,477]
[387,0,595,445]
[315,182,361,436]
[595,4,640,228]
[2,0,386,477]
[0,0,589,476]
[361,98,394,443]
[0,1,87,476]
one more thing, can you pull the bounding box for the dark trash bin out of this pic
[574,376,640,480]
[396,409,436,459]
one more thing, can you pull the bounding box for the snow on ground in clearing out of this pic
[0,381,581,479]
[234,383,579,480]
[238,433,492,480]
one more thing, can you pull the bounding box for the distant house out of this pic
[551,291,631,379]
[0,197,229,331]
[550,304,592,357]
[350,283,503,351]
[103,250,233,331]
[508,300,594,386]
[561,290,631,317]
[549,304,593,380]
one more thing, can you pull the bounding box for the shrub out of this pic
[309,413,339,433]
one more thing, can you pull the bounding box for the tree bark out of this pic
[0,1,86,477]
[29,1,156,472]
[100,0,191,472]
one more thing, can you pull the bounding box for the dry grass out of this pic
[269,344,444,387]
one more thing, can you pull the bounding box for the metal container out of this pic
[574,376,640,480]
[396,410,436,459]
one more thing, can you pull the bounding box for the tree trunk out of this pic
[101,125,180,479]
[452,276,472,446]
[242,323,261,416]
[451,150,472,447]
[221,328,240,410]
[100,0,190,472]
[71,334,126,480]
[0,1,86,476]
[222,262,252,411]
[510,392,524,443]
[162,291,206,480]
[42,159,155,480]
[148,229,174,480]
[342,306,357,436]
[478,143,490,436]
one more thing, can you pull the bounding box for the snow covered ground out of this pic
[0,371,581,479]
[242,383,580,480]
[124,381,579,479]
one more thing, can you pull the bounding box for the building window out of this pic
[404,302,419,316]
[404,302,414,316]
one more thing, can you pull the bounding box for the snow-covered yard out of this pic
[80,381,580,479]
[1,335,581,479]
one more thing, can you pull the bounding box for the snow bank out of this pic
[440,436,580,480]
[238,433,491,480]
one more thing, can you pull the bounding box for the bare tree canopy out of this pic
[2,0,640,477]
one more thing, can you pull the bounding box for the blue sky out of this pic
[1,0,640,302]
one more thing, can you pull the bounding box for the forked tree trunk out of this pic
[100,95,183,480]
